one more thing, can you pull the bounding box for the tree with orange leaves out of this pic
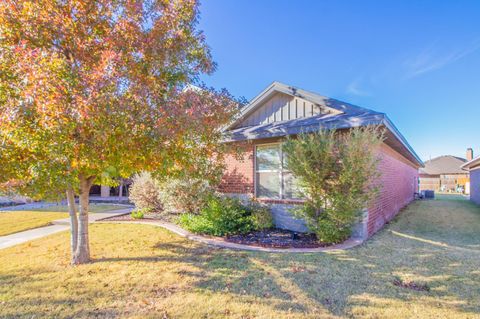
[0,0,238,264]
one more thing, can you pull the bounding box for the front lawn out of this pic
[0,198,479,318]
[0,204,124,236]
[0,211,68,236]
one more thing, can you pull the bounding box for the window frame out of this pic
[254,142,298,199]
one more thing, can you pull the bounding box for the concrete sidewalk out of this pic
[0,208,131,250]
[0,224,69,250]
[51,208,133,225]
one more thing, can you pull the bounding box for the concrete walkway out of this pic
[51,208,133,226]
[0,208,132,250]
[0,224,70,250]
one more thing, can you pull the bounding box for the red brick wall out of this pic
[220,141,420,237]
[470,168,480,205]
[367,143,419,236]
[218,144,255,194]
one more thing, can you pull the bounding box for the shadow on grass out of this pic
[93,229,480,317]
[75,199,480,316]
[2,198,480,318]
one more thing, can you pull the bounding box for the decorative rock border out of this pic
[98,217,365,253]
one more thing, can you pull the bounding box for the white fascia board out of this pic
[461,156,480,171]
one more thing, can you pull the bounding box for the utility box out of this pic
[423,190,435,199]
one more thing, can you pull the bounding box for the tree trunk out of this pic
[72,175,94,265]
[66,188,78,258]
[118,180,124,201]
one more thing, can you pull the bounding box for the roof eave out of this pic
[461,156,480,170]
[222,115,423,168]
[381,116,424,167]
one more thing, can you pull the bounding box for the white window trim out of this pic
[255,142,295,199]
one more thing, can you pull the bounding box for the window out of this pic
[255,144,301,199]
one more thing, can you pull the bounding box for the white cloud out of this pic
[404,39,480,79]
[346,78,371,96]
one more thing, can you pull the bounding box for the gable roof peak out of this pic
[223,81,423,167]
[230,81,384,130]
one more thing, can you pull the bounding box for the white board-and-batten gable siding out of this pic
[237,92,328,128]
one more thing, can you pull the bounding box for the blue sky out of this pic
[197,0,480,162]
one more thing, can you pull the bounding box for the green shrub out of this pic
[158,177,214,214]
[249,202,274,230]
[179,196,273,236]
[131,208,148,219]
[283,126,384,243]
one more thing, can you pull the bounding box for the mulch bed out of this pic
[226,229,330,249]
[102,214,331,249]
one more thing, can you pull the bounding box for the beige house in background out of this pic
[90,182,130,199]
[419,148,472,193]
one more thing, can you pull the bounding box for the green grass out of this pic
[0,205,125,236]
[434,193,469,201]
[0,198,479,318]
[0,211,68,236]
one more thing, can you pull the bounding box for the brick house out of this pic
[461,156,480,205]
[220,82,423,239]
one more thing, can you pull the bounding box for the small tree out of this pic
[283,126,384,243]
[0,0,237,264]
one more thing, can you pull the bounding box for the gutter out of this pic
[222,113,424,168]
[381,116,424,167]
[461,156,480,171]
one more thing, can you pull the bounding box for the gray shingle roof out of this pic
[223,82,423,167]
[224,109,385,141]
[420,155,467,175]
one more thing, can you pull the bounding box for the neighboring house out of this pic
[220,82,423,239]
[461,156,480,205]
[419,150,472,193]
[90,180,131,199]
